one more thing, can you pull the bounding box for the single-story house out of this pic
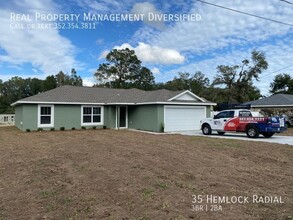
[244,94,293,112]
[11,85,216,132]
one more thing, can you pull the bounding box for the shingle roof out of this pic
[13,85,211,105]
[244,94,293,106]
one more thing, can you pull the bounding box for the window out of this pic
[38,105,54,127]
[227,111,235,118]
[214,111,234,119]
[81,106,103,125]
[239,111,252,117]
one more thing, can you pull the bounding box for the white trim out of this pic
[115,106,118,129]
[168,90,205,102]
[138,102,216,106]
[81,105,104,126]
[12,101,107,106]
[38,105,54,128]
[12,100,217,106]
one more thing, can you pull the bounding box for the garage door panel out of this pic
[164,106,205,132]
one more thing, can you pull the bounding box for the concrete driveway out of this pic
[172,130,293,146]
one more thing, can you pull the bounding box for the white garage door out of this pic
[164,106,206,132]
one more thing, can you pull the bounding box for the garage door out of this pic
[164,106,206,132]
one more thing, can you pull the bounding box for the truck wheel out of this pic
[246,126,259,138]
[202,124,212,135]
[262,132,275,138]
[217,132,225,135]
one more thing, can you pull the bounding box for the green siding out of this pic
[128,105,164,132]
[19,105,38,131]
[54,105,108,130]
[14,105,23,130]
[157,105,164,131]
[16,104,109,131]
[206,105,212,117]
[15,103,213,132]
[104,106,116,128]
[54,105,81,130]
[24,105,38,130]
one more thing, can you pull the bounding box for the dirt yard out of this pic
[0,127,292,220]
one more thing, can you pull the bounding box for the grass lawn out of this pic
[0,127,292,220]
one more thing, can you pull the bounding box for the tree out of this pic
[189,71,210,95]
[54,69,83,87]
[43,75,57,91]
[132,67,155,90]
[164,72,191,91]
[55,71,68,87]
[0,77,28,113]
[164,72,210,98]
[165,71,210,94]
[94,48,154,89]
[0,69,83,114]
[69,68,83,86]
[212,50,268,103]
[270,73,293,94]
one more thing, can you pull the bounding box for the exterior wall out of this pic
[128,105,164,132]
[0,114,15,124]
[206,105,212,117]
[23,105,38,130]
[54,105,82,130]
[16,104,109,131]
[14,105,23,130]
[104,106,116,129]
[15,103,213,132]
[15,104,38,131]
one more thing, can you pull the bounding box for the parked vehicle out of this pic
[200,109,286,138]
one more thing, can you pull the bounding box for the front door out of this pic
[118,106,127,128]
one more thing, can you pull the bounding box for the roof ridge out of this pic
[279,93,293,103]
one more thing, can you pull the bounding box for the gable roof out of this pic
[168,90,205,102]
[244,94,293,107]
[12,85,215,106]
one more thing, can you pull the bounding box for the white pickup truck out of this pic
[200,109,286,138]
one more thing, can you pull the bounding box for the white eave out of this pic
[11,100,216,106]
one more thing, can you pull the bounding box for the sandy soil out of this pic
[0,126,292,220]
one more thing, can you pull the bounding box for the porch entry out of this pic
[116,106,128,129]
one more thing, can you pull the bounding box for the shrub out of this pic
[103,125,106,129]
[81,126,86,130]
[26,129,31,132]
[37,128,43,132]
[71,127,75,130]
[92,126,96,130]
[160,123,164,133]
[60,127,65,131]
[50,128,55,131]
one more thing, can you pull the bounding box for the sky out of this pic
[0,0,292,96]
